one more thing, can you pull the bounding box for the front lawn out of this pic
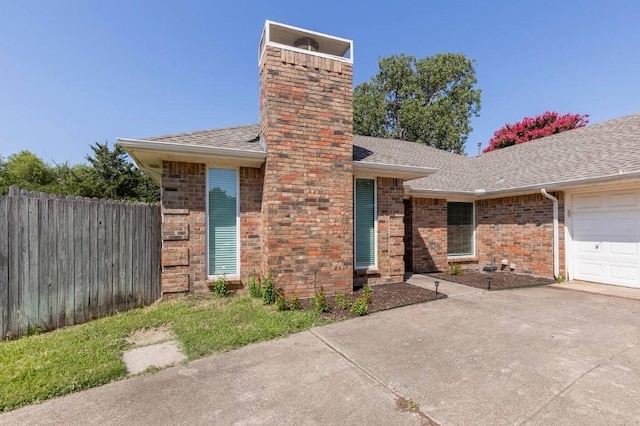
[0,296,320,412]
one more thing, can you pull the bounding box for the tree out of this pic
[353,53,481,154]
[78,142,159,202]
[0,144,159,202]
[0,151,58,194]
[484,111,589,153]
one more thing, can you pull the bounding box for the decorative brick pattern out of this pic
[260,46,354,298]
[161,161,207,294]
[410,197,448,272]
[476,192,565,277]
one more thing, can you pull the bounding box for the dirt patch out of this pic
[428,270,555,290]
[301,282,446,321]
[125,326,174,348]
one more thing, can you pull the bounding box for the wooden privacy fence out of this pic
[0,186,161,340]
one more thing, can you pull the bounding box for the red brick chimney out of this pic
[259,21,354,297]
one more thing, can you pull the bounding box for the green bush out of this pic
[335,293,352,310]
[261,272,276,305]
[288,294,301,310]
[362,285,372,303]
[449,263,463,276]
[275,289,289,311]
[248,275,261,298]
[313,288,330,313]
[212,276,228,297]
[350,296,369,316]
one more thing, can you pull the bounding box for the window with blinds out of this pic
[207,168,238,276]
[355,178,376,269]
[447,202,474,256]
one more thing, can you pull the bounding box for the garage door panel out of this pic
[572,188,640,288]
[610,264,639,283]
[609,192,638,208]
[574,194,602,210]
[575,261,603,279]
[609,242,638,256]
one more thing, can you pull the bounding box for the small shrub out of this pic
[335,293,352,310]
[362,285,373,303]
[449,263,463,276]
[261,271,276,305]
[556,274,566,283]
[288,294,301,310]
[212,276,228,297]
[350,296,369,316]
[275,289,289,311]
[248,275,261,298]
[313,288,330,313]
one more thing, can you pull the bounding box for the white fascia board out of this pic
[353,161,436,180]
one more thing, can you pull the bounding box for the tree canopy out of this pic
[483,111,589,153]
[353,53,481,154]
[0,143,159,202]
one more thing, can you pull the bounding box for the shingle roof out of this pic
[137,112,640,195]
[143,124,264,153]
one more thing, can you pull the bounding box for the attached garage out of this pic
[570,188,640,288]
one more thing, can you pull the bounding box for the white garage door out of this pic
[572,189,640,288]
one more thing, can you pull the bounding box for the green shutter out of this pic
[208,168,238,275]
[355,178,376,268]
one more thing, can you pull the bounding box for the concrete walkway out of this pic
[2,283,639,425]
[550,280,640,301]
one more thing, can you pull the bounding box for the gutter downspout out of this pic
[541,188,559,279]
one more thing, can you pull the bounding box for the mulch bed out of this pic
[302,282,446,321]
[427,270,555,290]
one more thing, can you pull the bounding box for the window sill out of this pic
[354,268,380,276]
[447,256,478,263]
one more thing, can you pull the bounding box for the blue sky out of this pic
[1,1,639,164]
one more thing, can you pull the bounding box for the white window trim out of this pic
[354,177,378,270]
[446,201,476,258]
[206,166,240,279]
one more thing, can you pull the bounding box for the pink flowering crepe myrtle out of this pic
[484,111,589,153]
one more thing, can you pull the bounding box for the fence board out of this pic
[64,197,74,327]
[37,195,49,330]
[47,198,59,330]
[0,197,8,339]
[1,188,161,339]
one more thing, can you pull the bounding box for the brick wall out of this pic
[239,166,263,284]
[161,161,207,294]
[259,46,354,298]
[410,197,448,272]
[476,192,565,277]
[356,178,405,286]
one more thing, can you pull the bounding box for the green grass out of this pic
[0,296,321,412]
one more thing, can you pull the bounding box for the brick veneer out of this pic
[476,192,565,277]
[239,166,263,283]
[160,161,207,294]
[408,193,565,278]
[409,197,448,272]
[356,178,405,286]
[259,46,354,297]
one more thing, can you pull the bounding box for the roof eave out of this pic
[353,161,436,179]
[118,138,267,183]
[405,170,640,199]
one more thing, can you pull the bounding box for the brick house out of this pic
[120,21,640,295]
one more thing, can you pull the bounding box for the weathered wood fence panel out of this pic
[0,186,161,339]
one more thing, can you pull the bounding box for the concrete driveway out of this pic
[2,283,639,425]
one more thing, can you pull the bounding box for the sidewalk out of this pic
[550,280,640,301]
[405,272,485,297]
